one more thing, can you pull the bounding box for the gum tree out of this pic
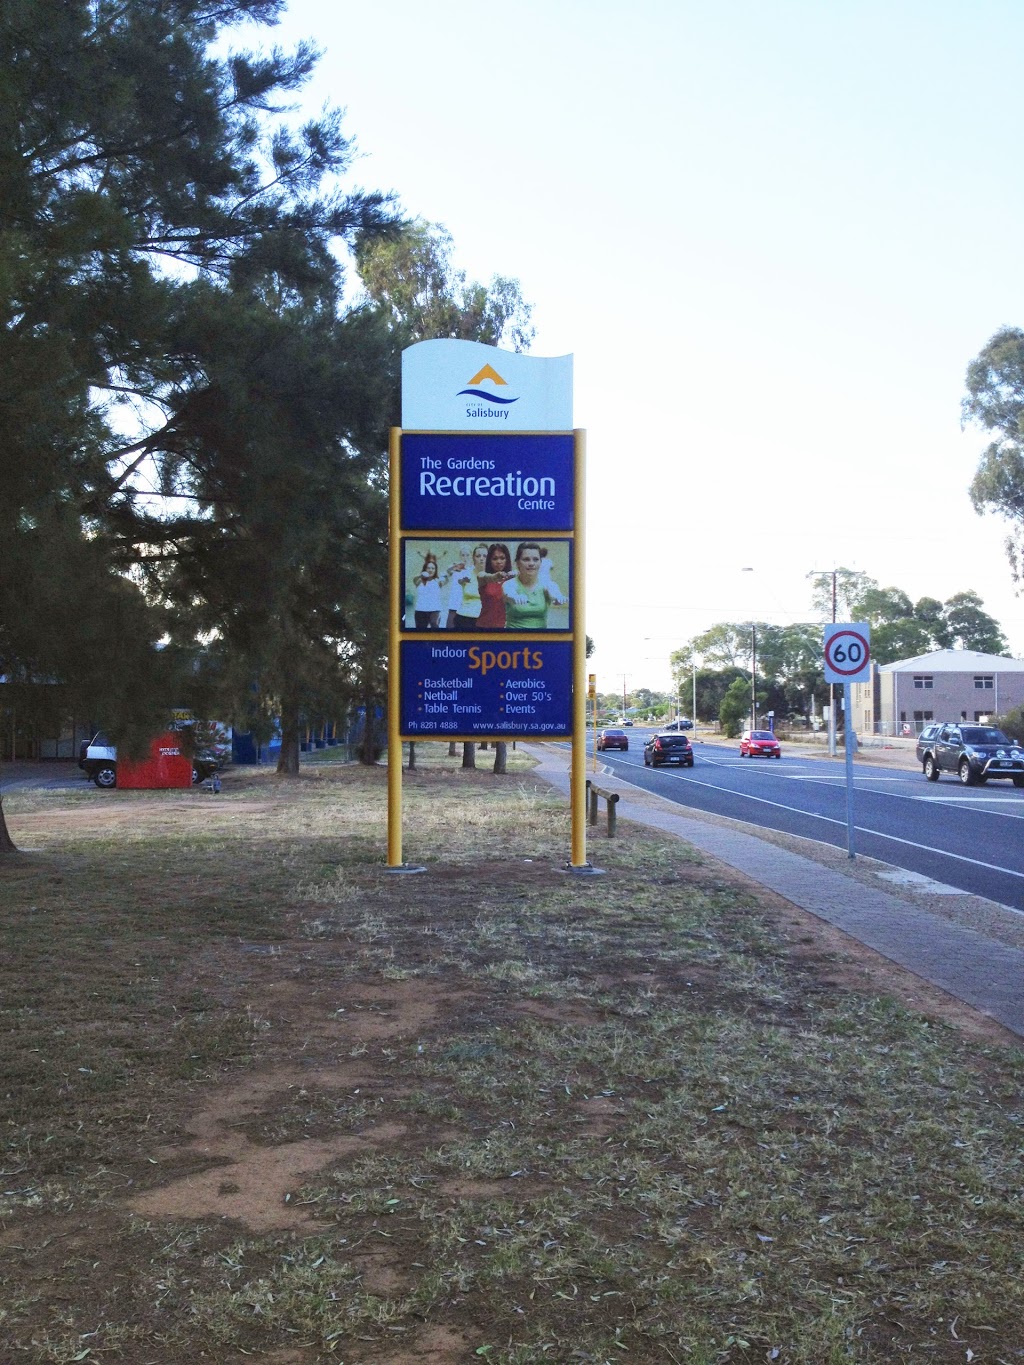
[964,327,1024,583]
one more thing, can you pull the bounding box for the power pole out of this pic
[812,568,839,757]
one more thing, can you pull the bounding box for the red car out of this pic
[740,729,781,759]
[597,727,628,751]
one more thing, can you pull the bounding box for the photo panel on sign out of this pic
[401,537,572,633]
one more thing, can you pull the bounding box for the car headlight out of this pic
[964,747,981,758]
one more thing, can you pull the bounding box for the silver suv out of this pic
[916,723,1024,787]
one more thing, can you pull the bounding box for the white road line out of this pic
[627,763,1024,884]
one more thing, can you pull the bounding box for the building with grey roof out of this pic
[850,649,1024,736]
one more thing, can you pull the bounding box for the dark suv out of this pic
[916,723,1024,787]
[643,732,694,768]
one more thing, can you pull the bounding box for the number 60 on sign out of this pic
[823,623,872,684]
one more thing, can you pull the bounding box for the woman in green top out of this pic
[503,542,567,630]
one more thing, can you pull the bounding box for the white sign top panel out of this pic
[402,340,573,431]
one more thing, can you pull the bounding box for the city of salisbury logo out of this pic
[457,363,520,409]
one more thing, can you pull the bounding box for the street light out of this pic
[742,568,756,733]
[643,638,696,731]
[750,623,757,732]
[677,654,699,733]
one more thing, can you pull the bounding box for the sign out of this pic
[400,640,572,738]
[823,623,871,684]
[400,433,574,531]
[402,340,573,431]
[389,338,587,869]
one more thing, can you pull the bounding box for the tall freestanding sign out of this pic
[388,340,589,868]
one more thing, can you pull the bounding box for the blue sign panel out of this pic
[401,433,574,531]
[400,640,573,738]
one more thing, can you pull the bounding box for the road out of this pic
[590,728,1024,911]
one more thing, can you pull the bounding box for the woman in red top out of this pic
[477,543,514,629]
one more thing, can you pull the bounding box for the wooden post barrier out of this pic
[586,779,619,837]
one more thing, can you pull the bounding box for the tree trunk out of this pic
[407,742,416,769]
[0,794,19,856]
[461,742,476,769]
[277,696,301,775]
[358,671,378,765]
[493,741,508,774]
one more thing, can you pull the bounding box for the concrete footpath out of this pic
[527,745,1024,1039]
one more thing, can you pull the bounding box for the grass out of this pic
[1,743,1023,1364]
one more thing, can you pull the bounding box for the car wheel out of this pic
[93,764,117,789]
[924,756,939,782]
[1013,775,1024,788]
[958,758,977,786]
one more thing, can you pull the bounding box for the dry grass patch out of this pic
[1,745,1024,1364]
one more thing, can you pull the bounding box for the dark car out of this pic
[740,729,781,759]
[597,727,628,752]
[643,732,694,767]
[916,723,1024,786]
[662,718,693,730]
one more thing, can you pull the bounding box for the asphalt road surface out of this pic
[592,728,1024,911]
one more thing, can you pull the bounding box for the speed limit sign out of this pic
[823,623,871,683]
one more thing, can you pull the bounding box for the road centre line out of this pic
[628,762,1024,884]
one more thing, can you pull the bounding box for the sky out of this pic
[258,0,1024,692]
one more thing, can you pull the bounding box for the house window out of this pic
[974,675,994,689]
[913,676,933,689]
[913,710,933,723]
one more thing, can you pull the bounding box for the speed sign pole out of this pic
[822,624,872,859]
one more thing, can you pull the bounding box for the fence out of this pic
[586,779,619,837]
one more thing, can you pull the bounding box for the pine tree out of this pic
[1,1,394,846]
